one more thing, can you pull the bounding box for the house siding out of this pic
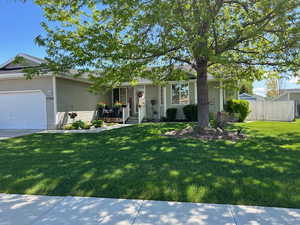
[208,81,221,113]
[274,94,289,101]
[289,93,300,100]
[145,85,160,120]
[164,81,221,120]
[55,77,110,126]
[0,76,55,129]
[189,81,196,104]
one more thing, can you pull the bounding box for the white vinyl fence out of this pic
[247,100,295,121]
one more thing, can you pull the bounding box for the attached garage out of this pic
[0,90,47,129]
[0,53,111,130]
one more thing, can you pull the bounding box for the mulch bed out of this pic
[164,126,246,141]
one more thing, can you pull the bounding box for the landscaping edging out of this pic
[39,124,133,134]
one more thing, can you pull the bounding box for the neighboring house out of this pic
[239,93,265,101]
[273,89,300,117]
[0,53,237,129]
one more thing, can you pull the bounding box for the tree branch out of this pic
[223,0,250,13]
[231,60,300,67]
[170,56,195,67]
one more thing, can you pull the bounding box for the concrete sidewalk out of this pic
[0,193,299,225]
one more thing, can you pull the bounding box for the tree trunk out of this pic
[196,60,209,129]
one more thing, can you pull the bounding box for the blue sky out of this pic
[0,0,46,62]
[0,0,299,95]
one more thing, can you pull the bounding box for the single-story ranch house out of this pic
[0,54,237,129]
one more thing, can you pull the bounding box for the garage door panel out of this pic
[0,91,47,129]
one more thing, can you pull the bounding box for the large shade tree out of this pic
[31,0,299,129]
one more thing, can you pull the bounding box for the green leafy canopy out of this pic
[32,0,299,90]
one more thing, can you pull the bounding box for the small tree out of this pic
[239,81,253,95]
[266,77,280,97]
[28,0,299,130]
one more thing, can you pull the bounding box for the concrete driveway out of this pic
[0,129,41,140]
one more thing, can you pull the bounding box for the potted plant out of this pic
[137,91,144,98]
[68,112,78,119]
[92,120,103,128]
[68,112,78,123]
[114,101,123,108]
[97,102,106,108]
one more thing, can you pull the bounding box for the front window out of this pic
[113,88,127,104]
[113,88,120,103]
[171,83,189,105]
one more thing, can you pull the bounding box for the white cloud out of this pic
[253,87,266,96]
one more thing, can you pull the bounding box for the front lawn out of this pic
[0,120,299,208]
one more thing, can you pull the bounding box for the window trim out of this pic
[112,87,128,104]
[170,82,190,105]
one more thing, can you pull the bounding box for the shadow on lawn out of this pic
[0,123,299,208]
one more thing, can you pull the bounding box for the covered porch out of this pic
[96,79,227,124]
[97,84,167,124]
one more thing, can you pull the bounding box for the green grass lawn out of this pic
[0,120,299,208]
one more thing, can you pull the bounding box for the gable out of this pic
[0,54,45,72]
[2,58,40,70]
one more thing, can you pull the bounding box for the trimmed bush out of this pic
[166,108,177,121]
[183,104,198,121]
[92,120,103,128]
[82,124,91,130]
[72,120,85,129]
[226,99,250,122]
[64,124,75,130]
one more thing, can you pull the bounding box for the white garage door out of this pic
[0,90,47,129]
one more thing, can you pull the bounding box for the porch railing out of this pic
[122,104,130,124]
[138,104,146,124]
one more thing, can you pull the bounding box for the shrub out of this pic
[226,99,250,122]
[183,104,198,121]
[92,120,103,128]
[82,123,91,130]
[160,117,168,122]
[72,120,85,129]
[64,124,75,130]
[166,108,177,121]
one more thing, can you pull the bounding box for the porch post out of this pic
[163,86,167,117]
[133,86,136,114]
[52,75,58,129]
[194,81,197,103]
[158,86,161,120]
[219,81,224,112]
[144,85,146,117]
[122,107,125,124]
